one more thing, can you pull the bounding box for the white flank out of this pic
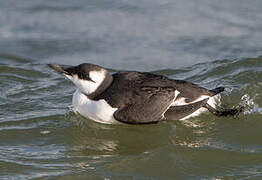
[180,94,221,120]
[173,95,210,106]
[172,97,187,106]
[174,90,180,99]
[72,89,118,124]
[65,70,106,95]
[162,90,181,118]
[170,92,216,120]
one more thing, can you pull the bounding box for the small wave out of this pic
[0,114,65,131]
[0,53,32,64]
[0,64,49,79]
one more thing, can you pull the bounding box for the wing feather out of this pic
[113,87,176,124]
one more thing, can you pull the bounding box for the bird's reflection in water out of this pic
[169,116,215,148]
[65,112,184,157]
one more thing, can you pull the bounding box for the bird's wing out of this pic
[164,98,209,120]
[113,86,177,124]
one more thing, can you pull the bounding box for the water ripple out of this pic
[0,57,262,179]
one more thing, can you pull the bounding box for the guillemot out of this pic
[48,63,242,124]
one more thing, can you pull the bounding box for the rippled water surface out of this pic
[1,0,262,179]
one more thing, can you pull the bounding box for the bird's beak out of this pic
[48,64,70,75]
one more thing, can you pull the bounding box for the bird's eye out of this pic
[86,75,95,83]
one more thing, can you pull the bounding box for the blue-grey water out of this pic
[1,0,262,179]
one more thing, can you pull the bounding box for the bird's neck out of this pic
[86,72,113,100]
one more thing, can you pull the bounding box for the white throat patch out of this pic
[65,70,106,95]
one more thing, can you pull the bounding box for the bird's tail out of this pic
[209,86,225,96]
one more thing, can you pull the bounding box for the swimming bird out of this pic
[48,63,241,124]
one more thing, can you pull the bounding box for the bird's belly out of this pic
[72,89,118,124]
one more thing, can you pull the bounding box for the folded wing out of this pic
[113,86,177,124]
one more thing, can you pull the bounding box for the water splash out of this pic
[240,94,262,115]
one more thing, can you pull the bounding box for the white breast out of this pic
[72,89,119,124]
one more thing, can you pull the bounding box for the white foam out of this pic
[241,94,262,115]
